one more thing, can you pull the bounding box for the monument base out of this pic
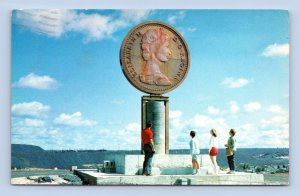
[73,170,265,185]
[103,154,213,175]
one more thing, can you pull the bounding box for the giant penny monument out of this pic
[120,21,190,155]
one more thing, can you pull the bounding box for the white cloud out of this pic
[14,9,152,42]
[125,122,140,132]
[167,112,229,149]
[93,122,142,150]
[260,114,289,148]
[236,124,261,147]
[12,110,290,149]
[170,106,289,149]
[11,124,66,150]
[53,112,97,127]
[239,123,254,131]
[229,101,240,113]
[13,73,59,90]
[262,43,289,57]
[261,129,289,148]
[11,101,50,117]
[187,27,197,32]
[244,102,261,112]
[261,115,289,129]
[188,114,226,129]
[207,106,220,115]
[236,118,289,148]
[167,11,185,24]
[169,110,182,119]
[268,105,287,114]
[182,114,228,149]
[221,77,250,88]
[66,10,151,42]
[167,110,186,149]
[65,12,116,42]
[169,110,184,131]
[120,10,151,23]
[20,118,45,127]
[48,129,59,136]
[14,10,65,37]
[192,116,211,128]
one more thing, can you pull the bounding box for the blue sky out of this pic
[11,9,289,150]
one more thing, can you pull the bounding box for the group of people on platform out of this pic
[141,121,237,176]
[189,128,237,175]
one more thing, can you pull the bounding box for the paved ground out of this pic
[11,169,82,185]
[11,176,69,185]
[11,169,72,178]
[264,173,289,185]
[11,169,288,185]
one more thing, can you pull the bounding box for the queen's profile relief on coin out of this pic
[140,29,172,86]
[120,21,190,95]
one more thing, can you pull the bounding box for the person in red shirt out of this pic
[141,121,155,176]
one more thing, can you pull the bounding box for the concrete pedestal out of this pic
[141,96,169,154]
[103,154,213,175]
[146,101,165,154]
[75,154,266,185]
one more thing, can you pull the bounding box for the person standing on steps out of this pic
[225,128,237,174]
[141,121,155,176]
[189,130,200,175]
[209,128,219,174]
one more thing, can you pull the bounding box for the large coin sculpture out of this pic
[120,21,190,95]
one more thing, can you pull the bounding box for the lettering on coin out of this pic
[120,21,190,95]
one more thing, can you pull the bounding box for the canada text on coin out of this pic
[120,21,190,95]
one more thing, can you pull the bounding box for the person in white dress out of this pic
[209,129,219,174]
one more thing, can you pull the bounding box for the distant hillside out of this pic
[12,144,45,153]
[171,148,289,168]
[12,144,109,169]
[11,144,289,169]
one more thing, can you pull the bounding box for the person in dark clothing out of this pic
[225,128,237,174]
[141,122,155,176]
